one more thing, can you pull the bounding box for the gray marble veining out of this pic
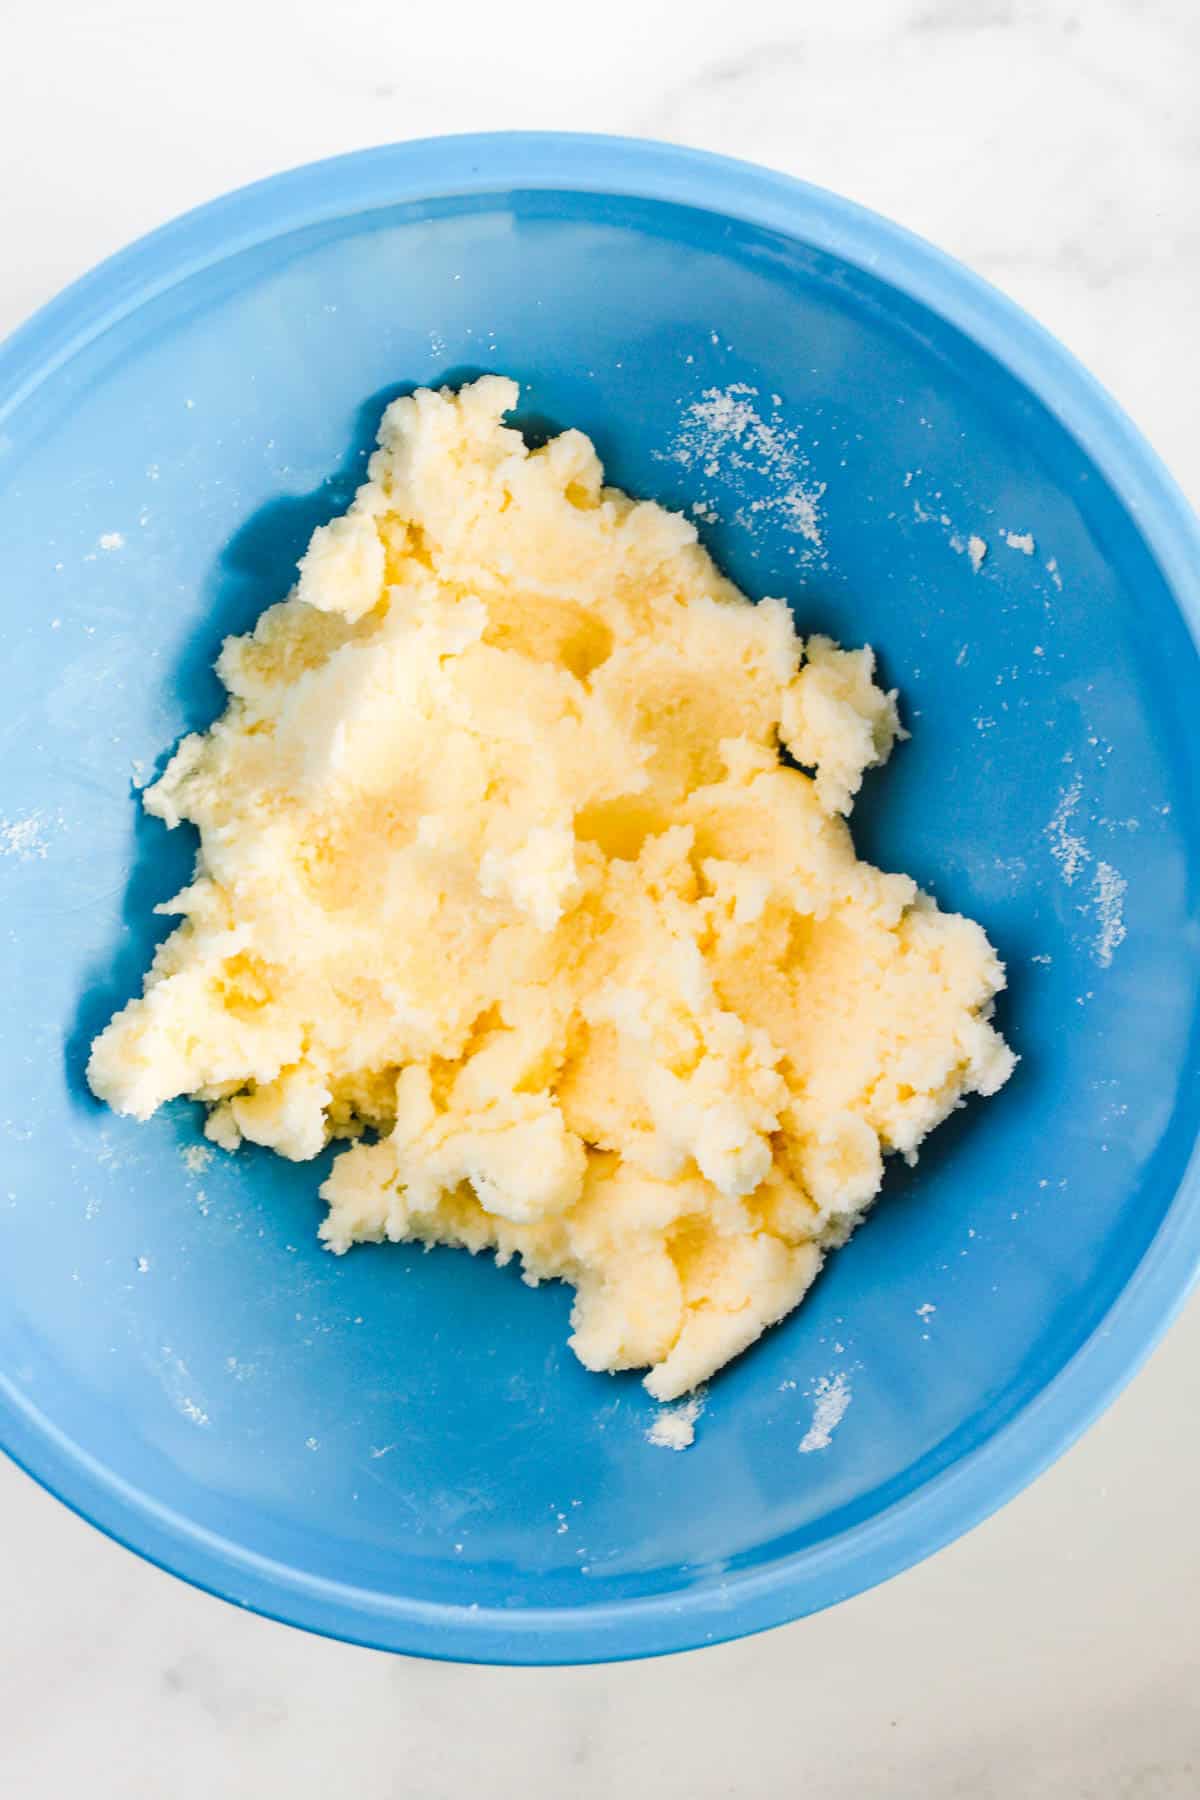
[1,2,1198,1795]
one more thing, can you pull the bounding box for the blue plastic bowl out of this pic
[2,134,1199,1664]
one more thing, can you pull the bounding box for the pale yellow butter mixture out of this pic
[88,377,1014,1400]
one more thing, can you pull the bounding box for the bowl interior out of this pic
[2,163,1200,1659]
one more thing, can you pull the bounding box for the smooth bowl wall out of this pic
[0,135,1198,1662]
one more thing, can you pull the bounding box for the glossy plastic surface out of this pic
[1,135,1199,1663]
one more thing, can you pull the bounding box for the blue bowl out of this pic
[2,134,1199,1664]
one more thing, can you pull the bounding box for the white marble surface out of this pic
[3,1,1199,1794]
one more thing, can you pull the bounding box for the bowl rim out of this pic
[3,129,1200,1665]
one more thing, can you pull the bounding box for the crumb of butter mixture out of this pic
[88,376,1015,1400]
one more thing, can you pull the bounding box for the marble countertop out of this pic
[3,2,1198,1794]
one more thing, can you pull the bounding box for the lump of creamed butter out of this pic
[88,377,1014,1399]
